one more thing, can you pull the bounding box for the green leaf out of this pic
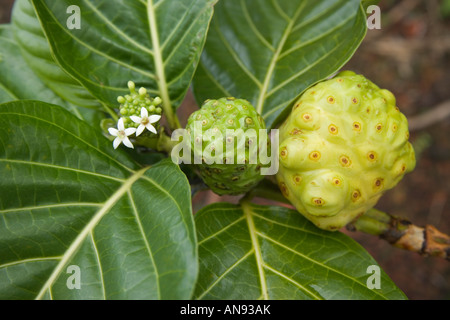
[0,24,103,125]
[192,0,367,128]
[0,101,197,300]
[361,0,380,11]
[11,0,101,110]
[31,0,216,129]
[442,0,450,18]
[194,202,406,300]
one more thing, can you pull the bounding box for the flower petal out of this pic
[135,125,146,137]
[108,128,119,136]
[130,116,141,124]
[148,115,161,124]
[146,124,157,134]
[124,127,137,136]
[117,118,125,130]
[140,107,149,118]
[113,137,122,149]
[122,137,134,149]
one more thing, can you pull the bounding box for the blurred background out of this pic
[1,0,449,299]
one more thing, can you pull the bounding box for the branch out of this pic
[408,100,450,132]
[347,208,450,261]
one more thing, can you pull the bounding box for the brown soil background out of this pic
[2,0,449,300]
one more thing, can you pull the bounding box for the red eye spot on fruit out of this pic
[327,96,335,104]
[279,182,289,197]
[312,198,325,206]
[294,175,302,185]
[353,122,361,131]
[290,128,302,135]
[328,125,338,135]
[351,190,361,202]
[352,97,358,104]
[374,178,384,189]
[367,151,377,162]
[309,151,321,161]
[280,147,288,160]
[302,113,312,122]
[376,124,383,132]
[340,155,351,167]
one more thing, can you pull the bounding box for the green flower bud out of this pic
[116,81,163,134]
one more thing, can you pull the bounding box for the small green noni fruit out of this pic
[276,71,416,231]
[186,98,267,195]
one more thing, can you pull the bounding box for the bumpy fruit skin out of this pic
[277,71,416,231]
[186,98,267,195]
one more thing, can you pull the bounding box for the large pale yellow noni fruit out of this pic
[276,71,416,231]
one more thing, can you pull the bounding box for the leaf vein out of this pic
[34,167,149,300]
[256,231,388,300]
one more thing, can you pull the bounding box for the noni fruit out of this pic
[276,71,416,231]
[186,98,268,195]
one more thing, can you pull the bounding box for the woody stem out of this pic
[347,208,450,261]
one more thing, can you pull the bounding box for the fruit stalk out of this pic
[347,208,450,261]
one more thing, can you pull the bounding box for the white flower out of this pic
[130,107,161,137]
[108,118,136,149]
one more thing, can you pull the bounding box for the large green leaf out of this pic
[194,202,406,300]
[192,0,367,128]
[0,24,102,125]
[31,0,216,128]
[12,0,101,110]
[0,101,197,300]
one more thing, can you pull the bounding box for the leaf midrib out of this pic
[35,167,149,300]
[255,2,306,114]
[147,0,174,127]
[242,201,268,300]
